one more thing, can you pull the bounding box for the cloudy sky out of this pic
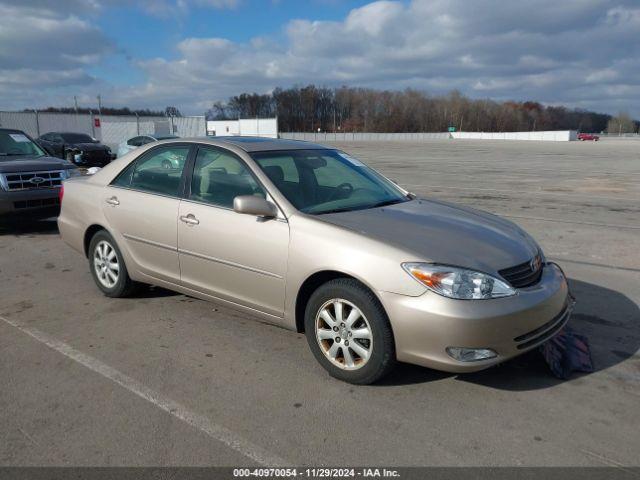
[1,0,639,116]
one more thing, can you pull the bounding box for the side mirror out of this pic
[233,195,278,218]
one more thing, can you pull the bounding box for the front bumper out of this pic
[379,263,571,373]
[0,188,60,217]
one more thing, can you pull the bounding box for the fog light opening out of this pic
[446,347,497,362]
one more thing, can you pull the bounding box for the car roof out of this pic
[46,132,92,135]
[0,128,27,134]
[176,136,331,153]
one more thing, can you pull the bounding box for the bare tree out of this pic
[607,112,637,135]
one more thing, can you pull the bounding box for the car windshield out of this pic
[60,133,95,143]
[251,149,409,214]
[0,131,46,157]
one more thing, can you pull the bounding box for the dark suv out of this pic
[37,132,115,167]
[1,128,79,219]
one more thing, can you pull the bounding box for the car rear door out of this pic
[102,144,192,284]
[177,145,289,317]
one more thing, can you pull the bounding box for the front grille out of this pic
[513,301,573,350]
[498,255,543,288]
[14,197,60,209]
[2,170,65,191]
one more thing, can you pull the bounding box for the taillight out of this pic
[59,184,64,202]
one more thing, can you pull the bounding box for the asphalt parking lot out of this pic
[1,138,638,467]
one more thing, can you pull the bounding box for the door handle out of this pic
[106,196,120,206]
[179,214,200,226]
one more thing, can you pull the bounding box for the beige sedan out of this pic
[58,137,572,384]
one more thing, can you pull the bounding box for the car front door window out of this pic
[189,147,266,208]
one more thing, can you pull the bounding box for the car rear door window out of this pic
[126,146,189,197]
[189,147,265,208]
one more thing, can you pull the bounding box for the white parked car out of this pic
[117,134,178,158]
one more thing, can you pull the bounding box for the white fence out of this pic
[281,132,451,141]
[0,111,98,138]
[0,111,207,150]
[451,130,577,141]
[283,131,577,142]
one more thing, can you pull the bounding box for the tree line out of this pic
[207,86,638,134]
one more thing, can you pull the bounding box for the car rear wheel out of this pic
[304,278,396,384]
[88,230,139,297]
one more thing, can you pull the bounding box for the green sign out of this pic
[448,126,456,132]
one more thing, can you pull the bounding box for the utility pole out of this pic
[97,95,102,115]
[333,105,337,140]
[74,96,78,113]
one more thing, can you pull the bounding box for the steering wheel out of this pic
[326,182,354,202]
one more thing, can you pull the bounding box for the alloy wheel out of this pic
[93,240,120,288]
[315,298,373,370]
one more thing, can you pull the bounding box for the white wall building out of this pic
[206,118,278,138]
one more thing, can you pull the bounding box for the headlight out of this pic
[402,263,516,300]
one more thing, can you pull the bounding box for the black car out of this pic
[37,132,114,167]
[1,128,79,219]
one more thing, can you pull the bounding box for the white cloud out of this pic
[0,0,639,116]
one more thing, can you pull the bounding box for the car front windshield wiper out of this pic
[315,198,407,215]
[315,206,361,215]
[367,198,408,209]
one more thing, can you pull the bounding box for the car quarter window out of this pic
[112,145,189,197]
[189,147,265,208]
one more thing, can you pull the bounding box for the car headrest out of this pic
[263,165,284,184]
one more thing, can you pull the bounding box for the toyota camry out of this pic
[58,137,572,384]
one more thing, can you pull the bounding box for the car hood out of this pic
[318,198,539,275]
[0,155,75,173]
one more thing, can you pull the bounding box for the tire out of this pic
[88,230,139,298]
[304,278,396,384]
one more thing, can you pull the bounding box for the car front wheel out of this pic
[304,278,396,384]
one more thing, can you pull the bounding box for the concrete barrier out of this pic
[451,130,577,141]
[281,131,577,142]
[280,132,451,141]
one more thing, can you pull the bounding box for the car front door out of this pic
[103,144,191,284]
[177,145,289,317]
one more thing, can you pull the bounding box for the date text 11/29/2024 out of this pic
[233,468,400,478]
